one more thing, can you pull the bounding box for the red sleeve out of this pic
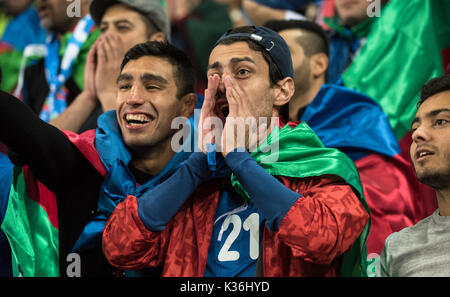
[277,176,369,264]
[102,195,170,270]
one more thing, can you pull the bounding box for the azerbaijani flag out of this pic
[0,130,106,277]
[0,152,13,276]
[231,120,371,277]
[341,0,450,141]
[1,166,59,277]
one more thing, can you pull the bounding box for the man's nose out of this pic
[217,75,226,95]
[412,125,431,143]
[126,85,145,105]
[217,73,232,97]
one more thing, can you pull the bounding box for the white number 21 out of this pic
[217,213,260,262]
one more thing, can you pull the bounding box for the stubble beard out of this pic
[415,159,450,190]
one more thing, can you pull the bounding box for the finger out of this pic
[86,42,97,70]
[202,74,220,113]
[96,39,107,65]
[100,36,114,62]
[104,33,122,58]
[207,74,220,98]
[224,75,238,116]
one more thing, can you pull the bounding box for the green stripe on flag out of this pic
[1,166,59,277]
[342,0,450,140]
[231,122,370,276]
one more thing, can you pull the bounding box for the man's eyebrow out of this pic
[100,19,132,25]
[427,108,450,117]
[206,61,221,72]
[411,108,450,127]
[206,57,256,72]
[114,19,134,26]
[230,56,256,66]
[117,73,133,84]
[141,73,168,85]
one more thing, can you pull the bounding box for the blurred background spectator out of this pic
[0,0,46,93]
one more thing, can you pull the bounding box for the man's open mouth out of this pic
[415,149,434,161]
[124,113,152,128]
[215,98,229,120]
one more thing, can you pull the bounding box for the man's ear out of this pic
[179,93,197,118]
[149,32,166,43]
[273,77,294,107]
[310,53,328,79]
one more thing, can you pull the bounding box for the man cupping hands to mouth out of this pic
[200,27,294,157]
[103,26,370,277]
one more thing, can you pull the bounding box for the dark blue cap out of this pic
[214,26,294,79]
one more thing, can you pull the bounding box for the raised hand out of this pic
[221,74,265,157]
[198,74,223,155]
[95,33,126,111]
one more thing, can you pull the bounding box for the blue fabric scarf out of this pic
[300,83,400,161]
[72,111,194,252]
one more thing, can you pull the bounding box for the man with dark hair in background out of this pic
[265,19,437,276]
[50,0,171,132]
[380,75,450,276]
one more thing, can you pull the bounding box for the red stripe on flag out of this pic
[63,130,107,177]
[442,47,450,75]
[23,166,59,228]
[355,151,437,256]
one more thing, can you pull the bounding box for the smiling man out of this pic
[0,41,197,276]
[102,26,370,277]
[380,75,450,277]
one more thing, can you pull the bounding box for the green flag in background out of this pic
[0,45,22,93]
[342,0,450,140]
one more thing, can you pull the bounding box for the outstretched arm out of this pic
[0,90,100,195]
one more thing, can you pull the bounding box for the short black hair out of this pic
[215,26,284,87]
[418,74,450,107]
[264,20,329,57]
[121,41,196,99]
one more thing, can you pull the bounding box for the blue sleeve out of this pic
[137,152,212,232]
[224,149,301,231]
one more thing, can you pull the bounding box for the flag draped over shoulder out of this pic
[341,0,450,140]
[231,121,370,277]
[0,152,13,276]
[0,130,106,277]
[1,166,59,277]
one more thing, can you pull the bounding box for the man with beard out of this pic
[380,75,450,277]
[102,26,370,277]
